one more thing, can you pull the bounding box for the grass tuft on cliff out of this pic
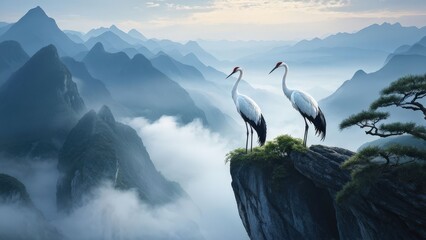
[226,135,306,186]
[226,135,306,165]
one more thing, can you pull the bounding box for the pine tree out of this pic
[340,74,426,168]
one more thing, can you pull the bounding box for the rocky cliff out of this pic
[0,44,85,158]
[0,173,63,240]
[229,136,425,240]
[57,105,185,211]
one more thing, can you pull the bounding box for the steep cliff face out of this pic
[57,105,185,211]
[0,44,85,158]
[229,138,425,240]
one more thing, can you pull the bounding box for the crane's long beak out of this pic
[226,72,234,79]
[269,66,278,74]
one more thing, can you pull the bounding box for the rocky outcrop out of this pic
[0,44,85,158]
[0,173,33,206]
[57,105,185,211]
[0,173,63,240]
[230,144,426,240]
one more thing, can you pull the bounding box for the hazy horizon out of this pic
[1,0,426,41]
[0,2,425,240]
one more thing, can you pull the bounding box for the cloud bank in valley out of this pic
[126,116,249,240]
[0,116,248,240]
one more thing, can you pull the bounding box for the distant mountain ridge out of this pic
[85,30,135,52]
[238,22,426,71]
[291,22,426,52]
[85,25,146,43]
[0,6,87,56]
[319,38,426,149]
[83,42,208,124]
[61,56,117,110]
[385,35,426,63]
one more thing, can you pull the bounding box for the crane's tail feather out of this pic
[240,112,267,146]
[302,107,326,141]
[254,114,267,146]
[312,108,326,141]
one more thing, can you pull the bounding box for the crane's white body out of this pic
[233,94,262,125]
[289,90,319,119]
[274,62,326,146]
[232,70,262,125]
[229,68,266,152]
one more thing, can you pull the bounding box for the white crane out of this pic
[269,62,326,146]
[226,67,267,152]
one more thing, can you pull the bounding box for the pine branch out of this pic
[371,75,426,119]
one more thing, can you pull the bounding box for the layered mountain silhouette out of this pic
[0,40,29,85]
[64,31,84,44]
[239,22,426,71]
[57,106,185,210]
[151,51,206,83]
[85,31,135,52]
[385,35,426,63]
[291,23,426,52]
[321,55,426,118]
[0,7,87,56]
[85,25,145,44]
[0,22,12,35]
[128,28,147,41]
[0,45,85,157]
[61,57,116,110]
[83,43,207,123]
[144,39,221,67]
[319,39,426,148]
[150,52,242,135]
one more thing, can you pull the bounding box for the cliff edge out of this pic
[228,135,425,240]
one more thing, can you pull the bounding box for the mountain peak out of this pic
[132,53,151,64]
[91,42,105,52]
[110,24,120,31]
[0,6,87,56]
[128,29,147,41]
[0,40,24,52]
[97,105,115,125]
[353,69,367,79]
[26,6,48,18]
[0,44,86,157]
[185,40,200,47]
[32,44,58,59]
[380,22,402,28]
[156,51,168,56]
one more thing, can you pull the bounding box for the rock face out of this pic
[57,105,185,211]
[0,44,85,157]
[0,40,29,85]
[0,173,32,206]
[230,145,426,240]
[0,173,63,240]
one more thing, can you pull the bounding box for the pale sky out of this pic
[1,0,426,41]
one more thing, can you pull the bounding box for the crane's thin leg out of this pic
[245,122,249,153]
[250,126,254,152]
[303,118,309,147]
